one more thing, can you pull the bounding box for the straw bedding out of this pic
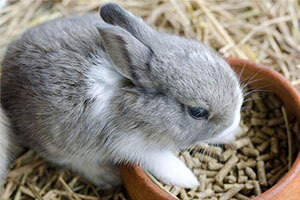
[0,0,299,199]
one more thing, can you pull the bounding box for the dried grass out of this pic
[0,0,299,199]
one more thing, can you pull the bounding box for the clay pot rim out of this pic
[121,58,300,200]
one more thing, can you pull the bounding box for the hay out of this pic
[0,0,299,199]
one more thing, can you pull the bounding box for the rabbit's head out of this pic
[98,3,243,150]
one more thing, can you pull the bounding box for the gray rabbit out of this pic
[0,3,243,188]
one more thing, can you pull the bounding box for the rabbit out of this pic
[0,3,243,188]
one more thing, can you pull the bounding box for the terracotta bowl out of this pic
[120,58,300,200]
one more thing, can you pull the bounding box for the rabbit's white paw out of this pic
[143,151,199,188]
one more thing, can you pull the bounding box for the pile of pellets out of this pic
[154,92,299,200]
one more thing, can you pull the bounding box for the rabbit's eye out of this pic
[188,107,209,120]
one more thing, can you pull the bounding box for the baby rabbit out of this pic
[0,3,243,188]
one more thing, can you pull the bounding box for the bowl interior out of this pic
[121,58,300,200]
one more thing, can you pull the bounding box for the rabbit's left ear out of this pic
[97,23,152,82]
[100,3,154,45]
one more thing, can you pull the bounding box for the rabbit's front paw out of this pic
[144,151,199,188]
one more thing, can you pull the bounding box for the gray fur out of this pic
[0,3,242,187]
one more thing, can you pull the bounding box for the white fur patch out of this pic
[87,58,123,118]
[106,133,198,188]
[142,151,199,188]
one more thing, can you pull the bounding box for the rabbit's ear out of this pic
[100,3,154,45]
[97,24,151,82]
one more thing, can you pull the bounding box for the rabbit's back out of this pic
[1,14,113,156]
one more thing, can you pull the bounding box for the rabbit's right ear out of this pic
[100,3,154,45]
[97,23,151,83]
